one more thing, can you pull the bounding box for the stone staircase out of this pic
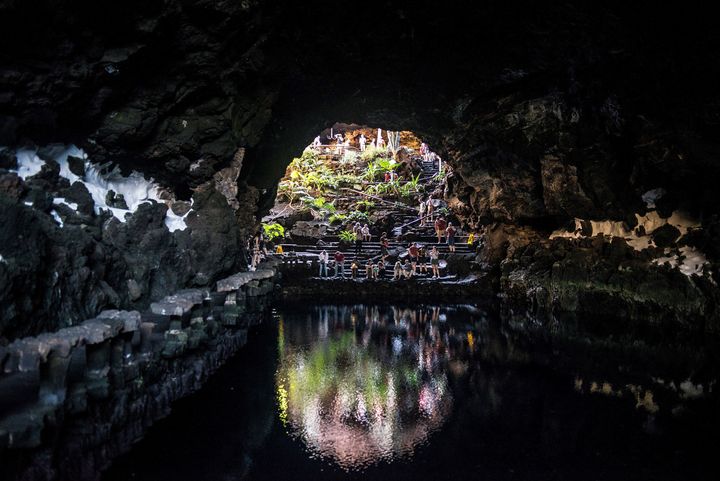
[278,156,473,280]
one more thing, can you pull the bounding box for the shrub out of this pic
[329,213,348,224]
[339,230,357,243]
[347,210,369,223]
[262,222,285,241]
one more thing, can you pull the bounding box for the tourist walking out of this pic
[425,198,434,222]
[419,198,427,226]
[380,232,390,259]
[435,216,447,243]
[334,250,345,278]
[318,250,329,277]
[446,222,457,252]
[430,246,440,278]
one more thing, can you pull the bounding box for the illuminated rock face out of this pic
[276,306,453,470]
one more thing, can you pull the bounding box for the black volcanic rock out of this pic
[652,224,682,248]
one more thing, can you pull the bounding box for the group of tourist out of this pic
[418,198,457,251]
[311,131,387,155]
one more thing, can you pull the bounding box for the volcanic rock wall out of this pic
[0,260,279,481]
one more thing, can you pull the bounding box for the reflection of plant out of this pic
[275,312,453,470]
[338,230,357,243]
[262,222,285,241]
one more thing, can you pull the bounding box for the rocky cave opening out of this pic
[1,1,720,480]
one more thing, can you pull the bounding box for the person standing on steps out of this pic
[446,222,457,253]
[425,198,434,223]
[334,250,345,278]
[318,250,329,277]
[373,261,381,280]
[380,232,390,260]
[377,259,386,279]
[430,246,440,278]
[359,133,367,152]
[418,244,428,274]
[435,216,447,244]
[408,242,420,273]
[419,198,427,226]
[353,222,363,255]
[350,259,359,279]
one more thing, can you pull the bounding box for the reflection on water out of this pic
[276,306,454,470]
[103,303,720,481]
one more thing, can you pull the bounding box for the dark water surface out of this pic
[103,304,720,481]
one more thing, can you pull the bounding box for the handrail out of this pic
[339,187,418,212]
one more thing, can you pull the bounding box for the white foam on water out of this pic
[0,254,5,264]
[53,198,78,211]
[14,149,46,179]
[9,144,190,231]
[50,210,64,227]
[165,199,193,232]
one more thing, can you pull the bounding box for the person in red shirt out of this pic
[334,251,345,278]
[408,243,420,273]
[434,217,447,243]
[446,222,457,252]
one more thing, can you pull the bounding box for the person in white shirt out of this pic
[362,224,371,241]
[318,250,329,277]
[359,134,367,151]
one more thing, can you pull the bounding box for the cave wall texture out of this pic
[1,0,720,339]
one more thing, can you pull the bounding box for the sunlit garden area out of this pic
[262,124,449,245]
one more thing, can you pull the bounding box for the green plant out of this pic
[338,230,357,243]
[262,222,285,241]
[374,158,399,174]
[347,210,369,223]
[362,161,381,182]
[329,213,348,224]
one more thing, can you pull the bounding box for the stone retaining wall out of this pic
[0,260,280,481]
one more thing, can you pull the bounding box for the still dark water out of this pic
[103,304,720,481]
